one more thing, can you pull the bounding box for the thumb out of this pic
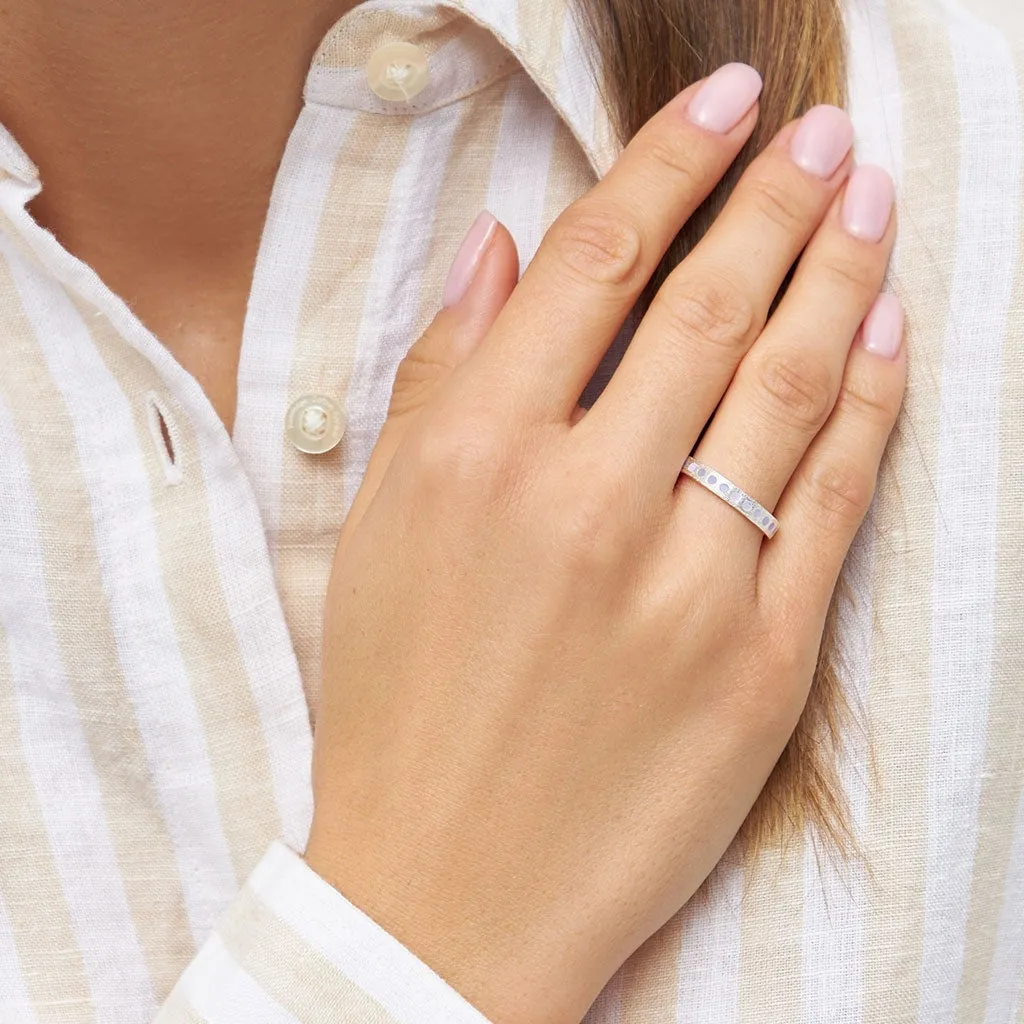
[388,211,519,420]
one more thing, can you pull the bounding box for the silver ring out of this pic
[681,457,779,539]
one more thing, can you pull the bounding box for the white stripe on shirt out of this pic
[486,72,560,270]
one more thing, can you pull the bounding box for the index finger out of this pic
[472,63,764,420]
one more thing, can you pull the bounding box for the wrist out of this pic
[304,820,597,1024]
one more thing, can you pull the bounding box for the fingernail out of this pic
[842,165,895,242]
[790,105,854,179]
[442,211,498,309]
[859,293,904,359]
[686,63,763,134]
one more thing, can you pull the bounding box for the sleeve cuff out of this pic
[157,841,493,1024]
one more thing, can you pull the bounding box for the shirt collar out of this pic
[308,0,621,176]
[450,0,620,174]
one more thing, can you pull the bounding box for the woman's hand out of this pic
[306,64,905,1024]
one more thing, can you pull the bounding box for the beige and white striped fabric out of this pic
[0,0,1021,1020]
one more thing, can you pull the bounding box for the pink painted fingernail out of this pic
[442,211,498,308]
[790,105,854,179]
[686,63,763,134]
[842,165,895,242]
[859,293,904,359]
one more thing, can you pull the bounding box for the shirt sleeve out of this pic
[155,841,493,1024]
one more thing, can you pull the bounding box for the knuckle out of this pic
[410,414,508,494]
[642,133,705,186]
[388,340,454,418]
[753,348,836,430]
[818,252,879,297]
[654,275,758,355]
[548,482,627,570]
[761,653,814,728]
[748,174,808,234]
[763,639,804,687]
[548,203,645,289]
[716,628,811,736]
[803,459,875,528]
[834,376,903,431]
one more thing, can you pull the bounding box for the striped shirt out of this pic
[0,0,1022,1020]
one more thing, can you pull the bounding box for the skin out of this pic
[3,7,905,1021]
[0,0,358,431]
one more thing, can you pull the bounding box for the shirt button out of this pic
[285,394,346,455]
[366,42,430,102]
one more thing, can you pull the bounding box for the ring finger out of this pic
[680,164,897,549]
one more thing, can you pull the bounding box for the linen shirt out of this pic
[1,0,1023,1021]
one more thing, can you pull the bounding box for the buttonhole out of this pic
[146,392,183,486]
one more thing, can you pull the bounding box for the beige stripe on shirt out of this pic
[0,254,190,998]
[157,986,211,1024]
[516,0,567,87]
[0,625,93,1024]
[78,301,283,891]
[217,884,397,1024]
[543,115,597,227]
[410,78,510,332]
[174,1009,209,1024]
[863,0,959,1012]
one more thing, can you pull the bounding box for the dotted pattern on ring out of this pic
[681,457,779,539]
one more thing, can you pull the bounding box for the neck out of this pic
[0,0,353,275]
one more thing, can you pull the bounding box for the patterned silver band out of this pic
[681,457,779,539]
